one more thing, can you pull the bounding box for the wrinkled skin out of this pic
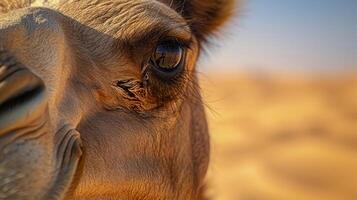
[0,0,235,199]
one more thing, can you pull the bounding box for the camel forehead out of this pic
[60,0,189,40]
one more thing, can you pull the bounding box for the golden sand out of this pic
[202,72,357,200]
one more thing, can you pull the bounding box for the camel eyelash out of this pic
[158,36,193,50]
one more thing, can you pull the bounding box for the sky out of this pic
[200,0,357,73]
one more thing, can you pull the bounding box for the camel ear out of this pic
[163,0,237,41]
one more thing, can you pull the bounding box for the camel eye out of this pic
[151,40,184,79]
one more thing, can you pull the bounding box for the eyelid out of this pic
[157,36,193,50]
[176,37,193,50]
[157,25,193,48]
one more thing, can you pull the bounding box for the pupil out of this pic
[154,42,182,69]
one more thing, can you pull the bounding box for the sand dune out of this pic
[201,72,357,200]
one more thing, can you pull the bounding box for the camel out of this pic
[0,0,235,199]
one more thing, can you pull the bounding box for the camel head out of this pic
[0,0,235,199]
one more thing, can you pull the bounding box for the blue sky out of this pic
[200,0,357,72]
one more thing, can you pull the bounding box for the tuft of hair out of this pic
[0,0,26,13]
[162,0,238,42]
[0,0,52,13]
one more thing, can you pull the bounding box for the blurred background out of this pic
[200,0,357,199]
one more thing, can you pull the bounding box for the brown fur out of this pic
[161,0,237,41]
[0,0,235,199]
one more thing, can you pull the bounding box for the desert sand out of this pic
[202,71,357,200]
